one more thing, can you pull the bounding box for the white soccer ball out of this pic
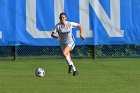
[35,68,45,77]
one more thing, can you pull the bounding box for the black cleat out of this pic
[68,65,73,74]
[73,70,78,76]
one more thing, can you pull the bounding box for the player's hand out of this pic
[57,36,60,40]
[80,34,86,40]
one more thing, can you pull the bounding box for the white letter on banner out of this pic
[26,0,64,38]
[78,0,124,37]
[0,31,2,38]
[77,0,93,38]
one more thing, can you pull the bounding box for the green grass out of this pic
[0,58,140,93]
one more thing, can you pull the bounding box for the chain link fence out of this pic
[0,45,140,60]
[96,45,140,58]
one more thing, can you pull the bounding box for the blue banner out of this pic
[0,0,140,46]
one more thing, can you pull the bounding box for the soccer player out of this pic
[51,12,85,76]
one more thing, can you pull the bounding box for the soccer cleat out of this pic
[68,65,73,74]
[73,70,78,76]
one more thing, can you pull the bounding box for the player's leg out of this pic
[62,45,73,73]
[62,45,72,65]
[62,43,78,76]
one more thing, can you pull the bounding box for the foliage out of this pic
[0,45,139,59]
[96,45,140,58]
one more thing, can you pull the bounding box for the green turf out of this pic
[0,58,140,93]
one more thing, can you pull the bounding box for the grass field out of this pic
[0,58,140,93]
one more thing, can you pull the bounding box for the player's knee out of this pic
[63,51,68,57]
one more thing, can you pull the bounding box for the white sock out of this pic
[66,56,76,71]
[71,61,76,71]
[66,56,72,65]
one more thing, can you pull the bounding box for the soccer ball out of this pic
[35,68,45,77]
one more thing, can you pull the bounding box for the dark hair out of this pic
[59,12,66,19]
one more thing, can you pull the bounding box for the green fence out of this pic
[0,45,140,60]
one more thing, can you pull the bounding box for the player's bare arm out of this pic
[77,24,86,40]
[51,32,60,39]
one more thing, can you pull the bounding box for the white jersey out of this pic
[52,21,78,45]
